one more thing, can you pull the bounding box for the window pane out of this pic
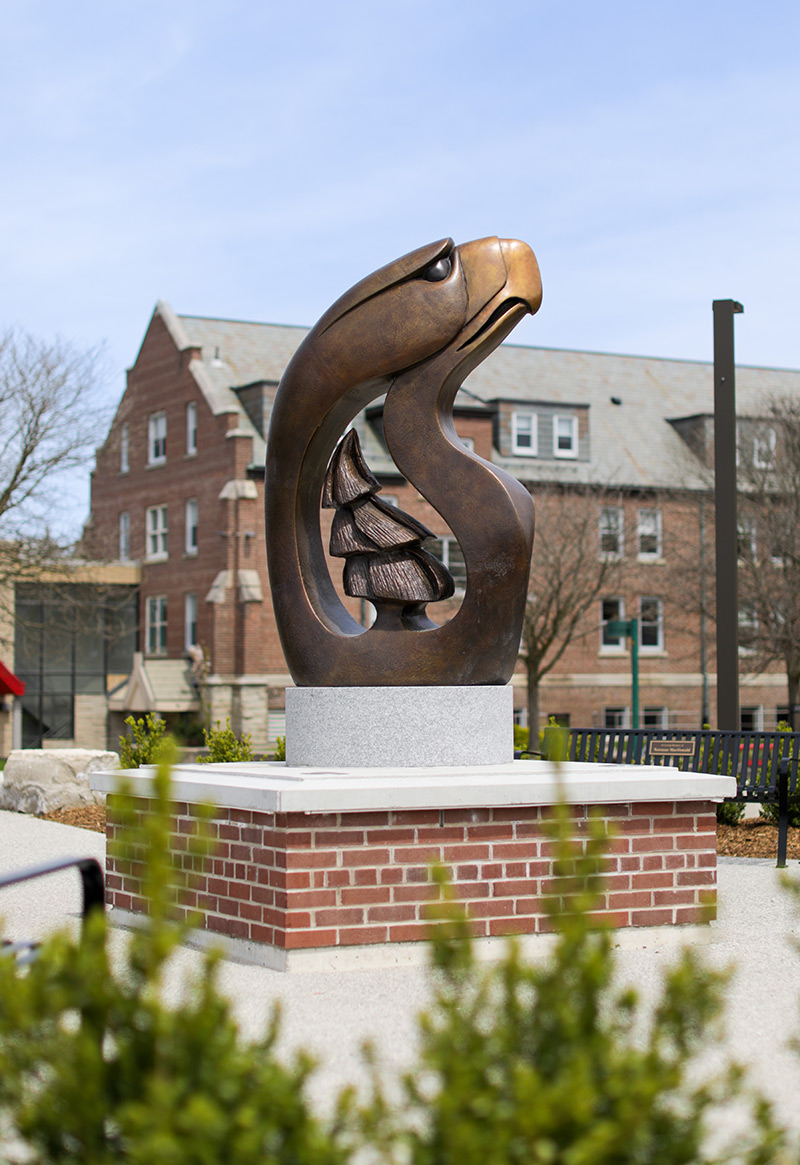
[512,412,536,454]
[186,402,197,454]
[643,706,667,728]
[638,508,660,556]
[601,598,624,646]
[604,707,628,729]
[640,597,662,648]
[599,507,623,555]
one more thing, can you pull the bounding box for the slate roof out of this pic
[158,302,800,495]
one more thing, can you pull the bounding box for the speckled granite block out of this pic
[285,685,513,768]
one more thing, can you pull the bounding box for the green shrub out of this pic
[758,720,800,827]
[759,800,800,828]
[118,712,169,768]
[0,755,791,1164]
[0,744,346,1164]
[717,798,746,825]
[272,735,286,761]
[355,799,782,1165]
[513,725,530,751]
[199,718,254,763]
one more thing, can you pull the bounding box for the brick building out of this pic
[82,301,800,750]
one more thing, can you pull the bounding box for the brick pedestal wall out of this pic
[105,797,717,950]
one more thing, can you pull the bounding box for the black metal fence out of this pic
[535,728,800,868]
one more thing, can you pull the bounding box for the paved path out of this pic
[2,810,800,1140]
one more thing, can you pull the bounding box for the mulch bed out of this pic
[717,819,800,859]
[38,806,800,859]
[38,805,107,833]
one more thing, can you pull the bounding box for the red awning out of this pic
[0,660,24,696]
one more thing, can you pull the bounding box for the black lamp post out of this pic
[713,298,744,731]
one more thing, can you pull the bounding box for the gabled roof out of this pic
[108,651,197,713]
[153,301,800,493]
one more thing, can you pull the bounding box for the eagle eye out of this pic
[423,256,452,282]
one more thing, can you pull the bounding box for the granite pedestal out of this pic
[285,685,513,767]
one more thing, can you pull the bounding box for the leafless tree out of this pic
[0,326,108,538]
[0,326,110,653]
[520,485,623,736]
[735,395,800,727]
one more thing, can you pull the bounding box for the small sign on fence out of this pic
[649,739,696,758]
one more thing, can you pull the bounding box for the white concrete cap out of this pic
[90,760,736,815]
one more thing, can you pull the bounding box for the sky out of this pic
[3,0,800,536]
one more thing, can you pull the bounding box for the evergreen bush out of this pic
[198,718,254,763]
[717,798,746,825]
[118,712,169,768]
[354,797,783,1165]
[0,744,346,1164]
[0,750,793,1163]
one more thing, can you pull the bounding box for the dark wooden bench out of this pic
[0,856,105,964]
[553,728,800,867]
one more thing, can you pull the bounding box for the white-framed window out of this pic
[643,706,668,729]
[186,402,197,456]
[120,423,129,474]
[184,593,197,651]
[511,411,537,456]
[185,498,198,555]
[738,603,758,653]
[146,595,168,655]
[639,596,664,651]
[601,597,626,650]
[381,494,399,508]
[604,706,630,729]
[118,512,130,561]
[637,507,662,559]
[459,435,475,452]
[147,411,167,465]
[428,535,466,591]
[553,414,578,459]
[146,505,168,560]
[740,706,763,732]
[753,427,776,469]
[737,516,757,561]
[599,506,624,557]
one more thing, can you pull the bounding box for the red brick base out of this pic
[105,797,718,950]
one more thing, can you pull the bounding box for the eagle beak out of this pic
[500,238,543,316]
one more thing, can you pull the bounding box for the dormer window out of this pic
[512,412,537,456]
[553,414,578,458]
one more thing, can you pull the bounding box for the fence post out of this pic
[777,759,789,869]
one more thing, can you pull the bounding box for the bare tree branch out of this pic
[0,327,109,537]
[521,485,623,735]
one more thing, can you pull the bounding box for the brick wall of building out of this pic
[105,797,717,950]
[85,309,789,742]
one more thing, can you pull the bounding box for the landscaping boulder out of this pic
[0,749,118,815]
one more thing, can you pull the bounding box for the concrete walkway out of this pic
[2,809,800,1140]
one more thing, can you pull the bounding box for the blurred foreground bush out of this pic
[0,746,790,1163]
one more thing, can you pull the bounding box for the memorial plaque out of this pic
[648,739,696,758]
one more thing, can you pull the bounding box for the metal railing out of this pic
[0,856,105,964]
[540,729,799,868]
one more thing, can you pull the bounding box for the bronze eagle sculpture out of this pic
[265,236,542,687]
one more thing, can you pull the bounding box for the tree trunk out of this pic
[527,668,541,750]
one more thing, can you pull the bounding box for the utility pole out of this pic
[713,298,744,731]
